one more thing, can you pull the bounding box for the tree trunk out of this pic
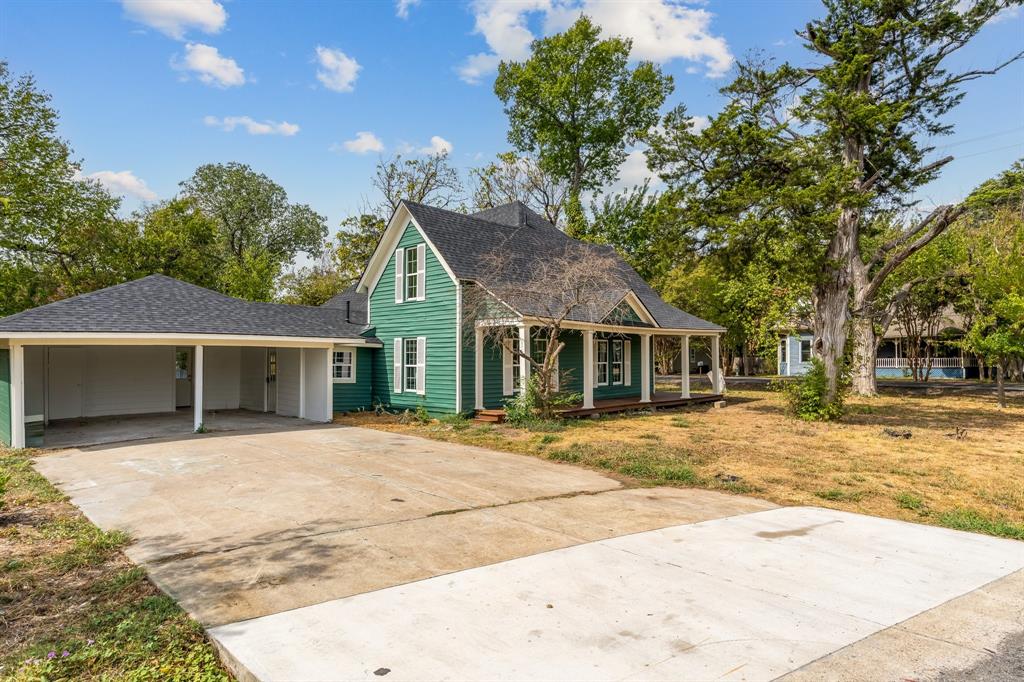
[997,358,1006,409]
[850,313,878,396]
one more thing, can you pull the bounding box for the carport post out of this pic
[10,343,25,448]
[193,345,204,432]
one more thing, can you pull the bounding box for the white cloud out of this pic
[689,114,710,133]
[80,170,158,202]
[616,149,660,190]
[315,46,361,92]
[458,0,733,84]
[174,43,245,87]
[337,131,385,154]
[204,115,300,136]
[419,135,453,155]
[396,0,421,19]
[121,0,227,40]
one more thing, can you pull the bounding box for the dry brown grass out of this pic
[337,387,1024,539]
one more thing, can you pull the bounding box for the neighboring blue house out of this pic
[779,311,977,379]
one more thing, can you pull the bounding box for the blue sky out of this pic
[3,0,1022,234]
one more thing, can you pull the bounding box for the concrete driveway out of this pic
[35,425,1024,681]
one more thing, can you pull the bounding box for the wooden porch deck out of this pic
[473,392,723,423]
[559,391,723,418]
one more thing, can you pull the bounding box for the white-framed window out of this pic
[596,339,609,386]
[611,339,624,385]
[800,339,812,363]
[394,241,426,303]
[393,337,426,395]
[404,338,418,391]
[332,349,355,383]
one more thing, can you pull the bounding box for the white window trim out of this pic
[596,339,609,387]
[403,338,419,393]
[800,338,813,363]
[502,337,520,396]
[332,347,356,384]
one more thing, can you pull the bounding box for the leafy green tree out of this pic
[0,62,127,314]
[179,162,327,290]
[959,166,1024,407]
[494,16,673,236]
[649,0,1021,404]
[278,263,351,307]
[132,198,223,289]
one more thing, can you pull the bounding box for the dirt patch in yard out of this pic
[0,451,230,681]
[337,387,1024,540]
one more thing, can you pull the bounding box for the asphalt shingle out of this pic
[403,200,723,332]
[0,274,376,340]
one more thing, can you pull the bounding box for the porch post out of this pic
[193,344,204,432]
[583,330,595,409]
[474,327,484,410]
[711,334,722,394]
[519,323,530,389]
[10,343,25,448]
[640,334,651,403]
[681,335,690,399]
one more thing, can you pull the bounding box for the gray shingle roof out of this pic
[0,274,378,341]
[403,200,724,332]
[322,285,368,325]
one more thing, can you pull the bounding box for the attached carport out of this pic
[0,275,380,448]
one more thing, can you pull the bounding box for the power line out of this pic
[931,126,1024,151]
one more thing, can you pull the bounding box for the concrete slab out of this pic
[42,409,321,448]
[209,507,1024,682]
[146,487,774,625]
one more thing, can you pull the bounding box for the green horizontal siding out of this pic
[0,349,10,446]
[370,222,459,415]
[332,347,374,413]
[477,329,653,408]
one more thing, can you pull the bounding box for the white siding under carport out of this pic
[302,347,331,422]
[276,348,301,417]
[239,347,266,411]
[45,346,175,419]
[202,346,241,410]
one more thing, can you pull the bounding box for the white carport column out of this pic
[299,349,306,419]
[474,327,484,410]
[711,334,722,394]
[681,335,690,399]
[582,330,595,409]
[10,343,25,448]
[640,334,651,403]
[193,345,204,432]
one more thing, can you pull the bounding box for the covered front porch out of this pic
[471,319,724,419]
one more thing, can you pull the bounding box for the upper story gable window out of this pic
[394,237,426,303]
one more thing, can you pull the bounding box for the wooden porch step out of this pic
[472,409,506,424]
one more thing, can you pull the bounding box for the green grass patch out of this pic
[895,491,925,511]
[437,413,471,431]
[537,433,561,446]
[815,488,865,503]
[937,508,1024,540]
[669,416,691,428]
[1,450,230,680]
[618,460,697,484]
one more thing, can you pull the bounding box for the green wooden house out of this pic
[0,201,723,448]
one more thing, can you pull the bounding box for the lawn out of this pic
[337,386,1024,540]
[0,451,230,681]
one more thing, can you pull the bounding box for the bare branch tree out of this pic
[470,152,570,228]
[462,244,633,418]
[372,152,464,217]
